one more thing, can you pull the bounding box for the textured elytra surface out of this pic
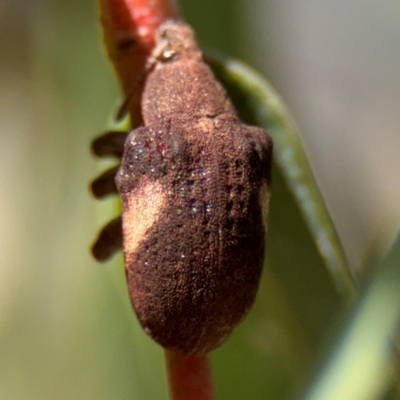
[115,21,273,354]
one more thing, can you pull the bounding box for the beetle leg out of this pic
[91,131,128,158]
[90,166,119,199]
[91,216,123,261]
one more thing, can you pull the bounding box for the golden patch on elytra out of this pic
[122,180,166,259]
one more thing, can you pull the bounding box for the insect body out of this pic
[93,20,273,355]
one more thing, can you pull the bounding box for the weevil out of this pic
[91,20,273,354]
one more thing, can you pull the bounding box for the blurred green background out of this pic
[1,1,399,399]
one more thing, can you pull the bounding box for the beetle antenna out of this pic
[116,57,158,122]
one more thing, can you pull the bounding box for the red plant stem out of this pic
[165,350,215,400]
[98,0,178,124]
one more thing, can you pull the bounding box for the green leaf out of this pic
[300,230,400,400]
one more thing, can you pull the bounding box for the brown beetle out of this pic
[91,20,272,355]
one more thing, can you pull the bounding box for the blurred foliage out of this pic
[301,231,400,400]
[0,1,399,400]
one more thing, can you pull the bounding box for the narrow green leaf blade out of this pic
[301,230,400,400]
